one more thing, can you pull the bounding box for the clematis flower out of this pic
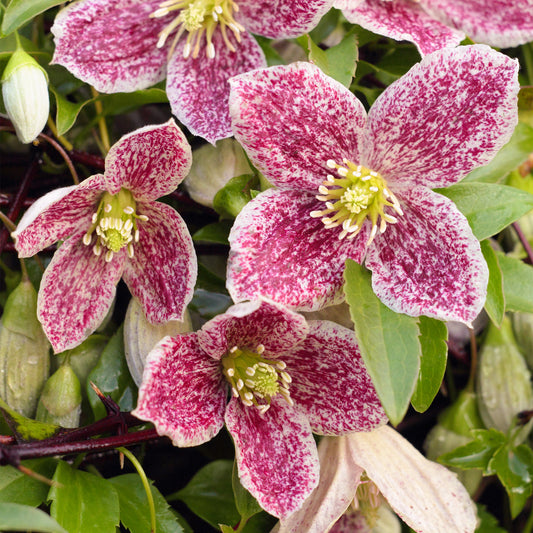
[13,120,197,353]
[227,46,519,325]
[51,0,333,143]
[133,299,387,518]
[335,0,533,55]
[278,426,477,533]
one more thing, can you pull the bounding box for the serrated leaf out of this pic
[0,502,67,532]
[496,252,533,313]
[0,397,58,441]
[436,182,533,240]
[49,461,120,533]
[51,89,93,136]
[343,260,421,424]
[1,0,65,36]
[232,461,262,521]
[411,317,448,413]
[192,220,232,244]
[481,240,505,326]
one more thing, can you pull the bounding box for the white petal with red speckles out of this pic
[347,426,477,533]
[166,31,265,144]
[198,300,309,360]
[52,0,168,93]
[361,45,519,189]
[365,186,488,325]
[225,396,320,519]
[122,202,196,324]
[286,321,387,434]
[37,229,125,353]
[14,175,105,258]
[229,62,366,191]
[104,120,191,200]
[227,189,369,312]
[133,334,227,446]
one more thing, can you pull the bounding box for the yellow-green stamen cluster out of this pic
[221,344,292,414]
[351,474,383,527]
[151,0,244,60]
[310,159,403,245]
[82,189,148,262]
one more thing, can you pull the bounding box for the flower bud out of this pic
[2,48,49,144]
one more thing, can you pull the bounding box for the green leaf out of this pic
[343,260,421,424]
[1,0,65,36]
[481,241,505,326]
[0,502,67,532]
[308,7,340,44]
[189,288,232,319]
[99,88,168,116]
[196,262,228,294]
[436,182,533,240]
[411,317,448,413]
[463,122,533,183]
[109,474,186,533]
[232,461,262,521]
[475,505,506,533]
[49,461,120,533]
[51,89,93,136]
[213,174,259,219]
[192,220,233,244]
[0,397,59,441]
[496,252,533,313]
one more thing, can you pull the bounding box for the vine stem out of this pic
[36,131,79,185]
[91,87,111,154]
[513,221,533,265]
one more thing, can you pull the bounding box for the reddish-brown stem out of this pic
[513,221,533,265]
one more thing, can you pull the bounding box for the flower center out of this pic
[151,0,244,59]
[351,474,383,527]
[82,189,148,262]
[310,159,403,245]
[221,344,293,414]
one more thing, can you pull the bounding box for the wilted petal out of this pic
[225,397,320,519]
[365,186,488,325]
[133,334,227,446]
[104,120,191,200]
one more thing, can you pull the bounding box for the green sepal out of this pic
[2,48,48,83]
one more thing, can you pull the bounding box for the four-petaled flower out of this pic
[133,299,387,518]
[51,0,333,143]
[226,46,519,325]
[13,120,197,353]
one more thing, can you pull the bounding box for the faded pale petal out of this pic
[122,202,197,323]
[347,426,477,533]
[362,45,519,189]
[37,229,125,353]
[133,335,227,446]
[365,186,488,325]
[225,397,320,519]
[227,189,369,311]
[286,321,387,434]
[166,31,265,144]
[229,62,365,191]
[104,120,191,200]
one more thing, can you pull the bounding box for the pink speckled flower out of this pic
[335,0,533,55]
[13,120,197,353]
[51,0,333,143]
[133,299,387,518]
[227,46,519,325]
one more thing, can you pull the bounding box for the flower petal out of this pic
[51,0,168,93]
[227,189,369,312]
[14,174,105,258]
[287,321,387,434]
[37,229,125,353]
[122,202,197,323]
[225,396,320,519]
[166,30,265,144]
[347,426,477,533]
[133,334,227,446]
[104,120,191,200]
[365,186,488,325]
[229,62,365,191]
[362,45,519,189]
[198,299,309,360]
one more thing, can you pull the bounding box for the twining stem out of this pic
[37,131,79,184]
[512,221,533,265]
[466,327,478,393]
[47,116,74,152]
[91,87,111,154]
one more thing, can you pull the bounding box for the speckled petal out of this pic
[13,174,105,258]
[229,62,365,191]
[225,396,320,519]
[51,0,168,93]
[362,45,519,189]
[227,189,369,312]
[104,120,191,200]
[122,202,197,323]
[338,0,463,55]
[37,229,126,353]
[237,0,333,38]
[133,334,227,446]
[286,321,387,434]
[166,30,265,144]
[365,186,488,325]
[197,300,309,360]
[420,0,533,48]
[347,426,477,533]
